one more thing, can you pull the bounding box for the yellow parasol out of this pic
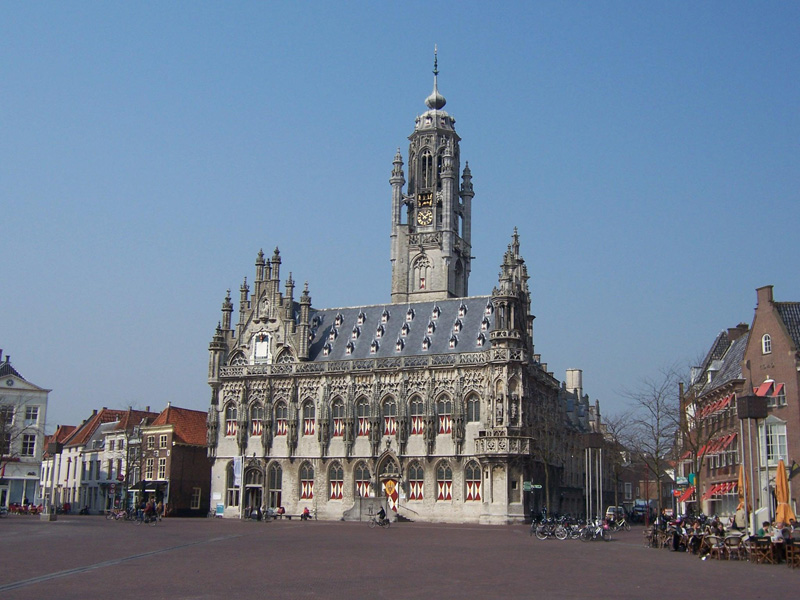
[736,464,748,512]
[775,459,796,524]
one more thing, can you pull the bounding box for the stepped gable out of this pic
[151,405,208,446]
[307,295,493,361]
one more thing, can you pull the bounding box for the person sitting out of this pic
[377,506,386,525]
[757,521,770,537]
[771,522,788,562]
[301,506,311,521]
[276,506,285,517]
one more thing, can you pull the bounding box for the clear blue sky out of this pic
[3,1,799,431]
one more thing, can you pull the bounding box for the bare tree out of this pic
[625,366,681,513]
[602,411,635,509]
[528,390,567,514]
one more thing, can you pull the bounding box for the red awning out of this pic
[678,486,696,503]
[754,381,774,397]
[701,484,719,501]
[774,383,784,398]
[720,432,737,451]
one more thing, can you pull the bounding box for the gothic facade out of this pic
[206,59,595,523]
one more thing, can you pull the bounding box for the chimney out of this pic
[146,406,150,412]
[727,323,749,342]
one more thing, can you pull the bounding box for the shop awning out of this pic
[678,486,696,503]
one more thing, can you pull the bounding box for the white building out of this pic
[0,351,49,508]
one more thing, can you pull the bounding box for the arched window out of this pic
[267,463,282,508]
[300,462,314,500]
[762,334,772,354]
[275,402,288,436]
[382,398,397,435]
[466,395,480,423]
[436,462,452,501]
[225,404,237,437]
[250,403,264,436]
[413,255,431,291]
[331,399,345,437]
[408,461,424,500]
[421,149,433,188]
[410,398,424,435]
[437,398,452,434]
[357,399,370,437]
[355,462,372,498]
[302,401,315,436]
[226,461,239,507]
[329,463,343,500]
[465,461,482,501]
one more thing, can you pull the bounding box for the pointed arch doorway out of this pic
[377,454,401,512]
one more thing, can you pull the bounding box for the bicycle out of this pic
[368,515,390,529]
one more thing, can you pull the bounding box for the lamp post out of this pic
[41,441,62,522]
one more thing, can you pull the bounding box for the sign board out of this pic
[523,481,532,492]
[532,484,543,489]
[675,477,689,486]
[215,503,224,518]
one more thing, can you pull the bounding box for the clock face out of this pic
[417,208,433,226]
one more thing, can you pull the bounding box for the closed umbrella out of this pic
[775,459,796,524]
[735,464,749,530]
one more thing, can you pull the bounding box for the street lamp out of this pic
[737,394,767,536]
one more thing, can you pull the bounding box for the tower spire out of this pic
[425,45,446,110]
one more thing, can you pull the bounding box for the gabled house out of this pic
[134,404,211,517]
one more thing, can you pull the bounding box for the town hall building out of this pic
[206,57,599,523]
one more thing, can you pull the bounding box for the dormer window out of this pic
[328,328,338,342]
[375,324,385,338]
[401,323,410,337]
[381,308,390,323]
[406,308,415,321]
[481,317,490,331]
[762,334,772,354]
[311,315,321,327]
[477,333,486,347]
[323,343,332,357]
[352,326,361,339]
[427,321,436,335]
[335,313,344,327]
[449,335,458,348]
[346,341,355,355]
[485,302,493,315]
[357,311,367,325]
[458,303,467,317]
[395,338,404,352]
[431,305,441,320]
[370,340,379,354]
[453,319,463,333]
[422,336,431,351]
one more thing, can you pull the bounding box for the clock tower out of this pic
[390,50,474,303]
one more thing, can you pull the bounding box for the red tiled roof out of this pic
[150,405,208,446]
[64,408,158,448]
[43,425,77,457]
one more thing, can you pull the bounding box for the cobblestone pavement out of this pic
[0,516,795,599]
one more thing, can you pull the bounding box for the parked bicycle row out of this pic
[529,512,630,542]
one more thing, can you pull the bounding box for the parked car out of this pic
[605,506,626,521]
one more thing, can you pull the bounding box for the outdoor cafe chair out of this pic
[703,535,725,560]
[723,535,745,560]
[786,541,800,569]
[750,537,775,565]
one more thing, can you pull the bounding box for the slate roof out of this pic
[0,358,24,380]
[701,333,748,396]
[307,296,494,361]
[150,405,208,446]
[775,302,800,350]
